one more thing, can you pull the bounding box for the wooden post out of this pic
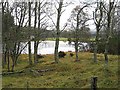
[91,77,97,90]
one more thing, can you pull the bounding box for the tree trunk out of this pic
[28,41,32,65]
[74,14,79,62]
[54,0,63,63]
[7,50,10,72]
[75,41,79,61]
[14,56,18,66]
[93,30,99,63]
[93,2,103,63]
[2,49,7,68]
[93,42,98,63]
[104,2,114,66]
[34,2,38,64]
[54,37,59,63]
[93,46,97,63]
[11,54,17,72]
[28,2,32,65]
[34,41,38,64]
[11,59,15,72]
[104,41,109,65]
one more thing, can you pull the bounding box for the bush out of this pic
[89,35,119,55]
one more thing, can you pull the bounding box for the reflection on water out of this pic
[22,41,89,55]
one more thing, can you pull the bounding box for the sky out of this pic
[3,0,120,33]
[60,0,120,32]
[60,0,96,32]
[1,0,97,32]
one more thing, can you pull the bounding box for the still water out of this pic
[22,41,89,55]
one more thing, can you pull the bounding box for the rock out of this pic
[37,54,44,59]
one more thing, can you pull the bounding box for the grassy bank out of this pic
[2,52,118,88]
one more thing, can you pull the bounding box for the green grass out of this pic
[46,38,68,41]
[47,37,95,42]
[90,37,95,42]
[2,52,118,88]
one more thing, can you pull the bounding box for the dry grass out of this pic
[2,52,118,88]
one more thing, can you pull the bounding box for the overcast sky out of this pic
[3,0,102,32]
[60,0,96,32]
[3,0,120,33]
[60,0,119,32]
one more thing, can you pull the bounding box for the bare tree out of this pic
[11,2,28,71]
[93,1,104,63]
[103,0,116,65]
[46,0,69,63]
[2,1,29,71]
[2,0,13,71]
[28,2,32,65]
[33,2,38,64]
[54,0,64,63]
[33,1,48,64]
[68,4,89,61]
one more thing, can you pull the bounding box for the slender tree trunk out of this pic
[94,30,99,63]
[14,56,18,65]
[93,43,97,62]
[75,40,79,61]
[93,2,103,63]
[54,36,59,63]
[2,2,6,68]
[11,53,17,72]
[54,0,63,63]
[34,41,38,64]
[104,40,109,65]
[34,2,38,64]
[7,50,10,72]
[104,2,112,65]
[2,46,7,68]
[93,32,99,63]
[28,2,32,65]
[34,2,41,64]
[11,59,15,72]
[74,12,80,62]
[14,42,21,65]
[28,41,32,65]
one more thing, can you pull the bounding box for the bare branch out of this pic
[60,23,67,32]
[46,13,56,27]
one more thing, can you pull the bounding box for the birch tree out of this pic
[33,1,48,64]
[103,0,116,65]
[93,1,104,63]
[46,0,70,63]
[54,0,63,63]
[33,2,38,64]
[28,2,32,65]
[68,4,89,61]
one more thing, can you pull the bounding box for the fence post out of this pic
[91,77,98,90]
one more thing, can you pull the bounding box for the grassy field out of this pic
[46,38,68,41]
[2,52,118,88]
[46,38,95,42]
